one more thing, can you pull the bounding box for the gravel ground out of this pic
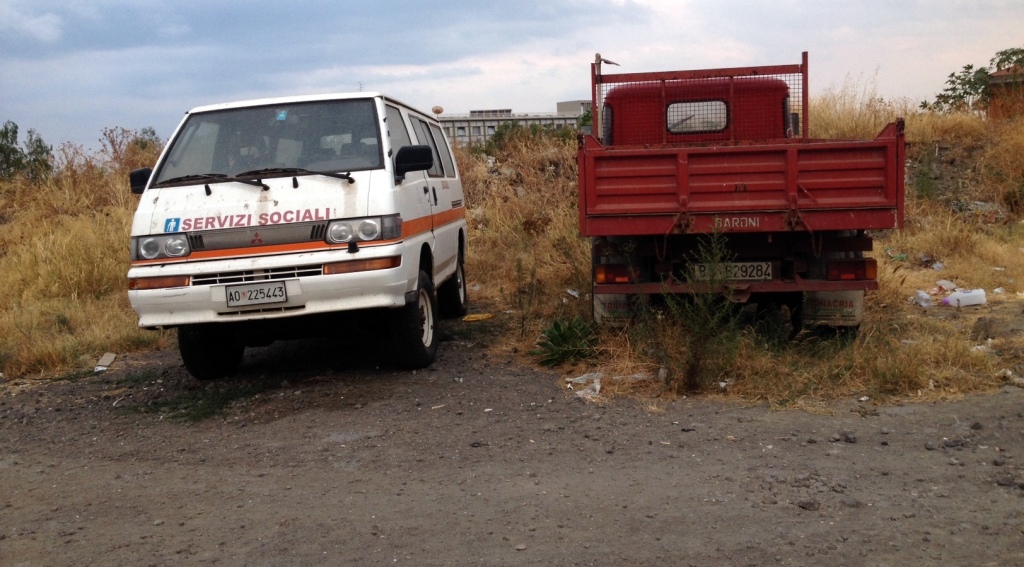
[2,322,1024,566]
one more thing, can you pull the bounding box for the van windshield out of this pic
[153,98,383,186]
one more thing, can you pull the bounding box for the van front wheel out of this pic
[392,270,439,369]
[178,324,244,381]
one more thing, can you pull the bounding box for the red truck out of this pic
[578,53,905,332]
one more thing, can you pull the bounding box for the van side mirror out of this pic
[129,167,152,194]
[394,145,433,180]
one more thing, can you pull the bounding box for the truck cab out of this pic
[602,77,795,146]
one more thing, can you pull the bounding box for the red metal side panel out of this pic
[685,149,789,212]
[587,152,680,214]
[579,125,904,237]
[795,146,892,208]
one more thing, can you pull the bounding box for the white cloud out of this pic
[2,0,1022,148]
[2,7,63,42]
[158,22,190,39]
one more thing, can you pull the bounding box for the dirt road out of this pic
[2,327,1023,566]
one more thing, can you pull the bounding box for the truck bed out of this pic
[578,121,905,236]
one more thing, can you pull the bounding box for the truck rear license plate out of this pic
[692,262,772,282]
[226,281,288,307]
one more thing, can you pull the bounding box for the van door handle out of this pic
[431,187,438,206]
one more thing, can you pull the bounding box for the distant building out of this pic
[439,100,591,145]
[557,100,592,115]
[989,67,1024,119]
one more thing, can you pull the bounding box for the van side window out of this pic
[411,118,444,178]
[385,105,413,157]
[428,123,456,178]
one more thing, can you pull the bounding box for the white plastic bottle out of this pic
[941,289,987,307]
[913,290,932,308]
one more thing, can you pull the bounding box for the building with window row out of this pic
[439,100,591,145]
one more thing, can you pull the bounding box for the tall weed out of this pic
[0,128,166,378]
[809,74,917,139]
[3,93,1022,404]
[457,126,590,348]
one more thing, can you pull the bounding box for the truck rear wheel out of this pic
[811,324,860,341]
[753,294,804,340]
[178,324,244,381]
[392,270,439,369]
[438,249,468,318]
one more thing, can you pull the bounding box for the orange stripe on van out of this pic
[190,240,331,260]
[130,207,466,266]
[400,206,466,238]
[402,216,434,238]
[434,207,466,227]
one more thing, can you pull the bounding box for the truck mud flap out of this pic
[801,290,863,327]
[594,293,633,326]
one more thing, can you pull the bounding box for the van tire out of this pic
[178,324,244,381]
[438,250,468,318]
[392,270,438,369]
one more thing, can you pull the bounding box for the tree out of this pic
[923,63,991,113]
[578,109,593,128]
[22,129,53,181]
[0,120,53,180]
[923,47,1024,113]
[132,126,162,152]
[991,47,1024,72]
[0,121,25,180]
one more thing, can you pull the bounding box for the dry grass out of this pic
[809,74,919,140]
[0,129,171,378]
[979,115,1024,210]
[3,93,1024,405]
[458,83,1024,404]
[720,103,1024,403]
[457,129,591,345]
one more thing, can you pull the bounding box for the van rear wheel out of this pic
[178,324,244,381]
[438,250,468,318]
[392,270,439,369]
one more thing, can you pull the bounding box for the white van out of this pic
[127,93,468,380]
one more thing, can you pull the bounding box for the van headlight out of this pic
[326,215,402,244]
[131,234,191,261]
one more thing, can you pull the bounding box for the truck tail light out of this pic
[826,258,877,281]
[595,264,635,284]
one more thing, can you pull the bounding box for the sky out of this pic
[1,0,1022,150]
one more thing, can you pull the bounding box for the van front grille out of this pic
[187,221,329,251]
[191,265,323,286]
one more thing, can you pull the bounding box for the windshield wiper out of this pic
[236,167,355,185]
[235,167,306,178]
[152,172,269,193]
[152,173,228,188]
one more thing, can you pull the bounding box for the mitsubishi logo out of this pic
[251,232,264,245]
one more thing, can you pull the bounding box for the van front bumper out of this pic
[127,248,416,328]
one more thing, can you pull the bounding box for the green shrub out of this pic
[532,317,598,367]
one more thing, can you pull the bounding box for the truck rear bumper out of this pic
[594,278,877,298]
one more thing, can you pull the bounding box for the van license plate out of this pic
[226,281,288,307]
[692,262,772,281]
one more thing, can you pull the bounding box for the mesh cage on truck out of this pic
[592,53,808,147]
